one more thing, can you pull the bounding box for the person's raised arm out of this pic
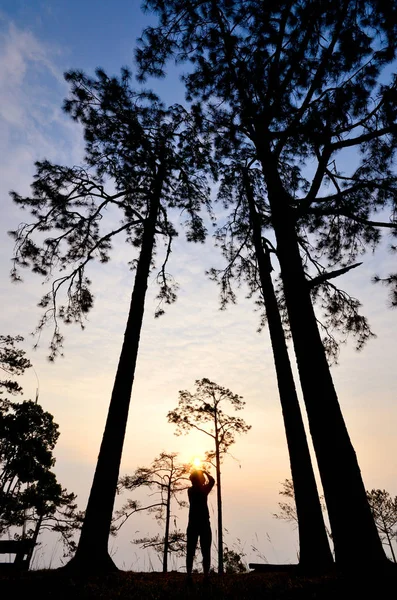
[203,469,215,493]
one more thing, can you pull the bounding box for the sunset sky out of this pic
[1,1,397,570]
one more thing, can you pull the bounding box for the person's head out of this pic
[189,469,205,487]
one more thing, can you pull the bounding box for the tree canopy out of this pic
[0,335,82,561]
[10,68,212,359]
[136,0,397,566]
[0,335,31,397]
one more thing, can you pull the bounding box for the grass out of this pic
[0,568,396,599]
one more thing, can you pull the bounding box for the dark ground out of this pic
[0,568,396,599]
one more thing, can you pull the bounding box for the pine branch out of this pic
[308,262,362,289]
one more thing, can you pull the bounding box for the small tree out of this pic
[273,479,300,528]
[132,530,187,571]
[367,489,397,563]
[275,480,397,564]
[0,400,59,514]
[167,378,251,574]
[115,452,188,572]
[223,546,248,574]
[13,470,84,565]
[0,336,83,564]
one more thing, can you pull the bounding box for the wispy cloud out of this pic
[0,18,83,200]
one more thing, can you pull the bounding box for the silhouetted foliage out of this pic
[115,452,189,572]
[12,471,84,562]
[168,379,251,452]
[275,479,397,563]
[367,489,397,563]
[133,531,187,570]
[223,546,248,574]
[273,479,326,529]
[0,337,82,561]
[168,378,250,573]
[137,0,397,566]
[273,479,300,528]
[0,400,58,528]
[9,67,212,571]
[210,157,372,365]
[0,335,31,397]
[10,69,211,361]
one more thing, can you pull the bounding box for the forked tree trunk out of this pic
[258,152,387,567]
[243,170,333,569]
[64,170,164,573]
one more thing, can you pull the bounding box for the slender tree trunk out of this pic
[214,418,223,574]
[163,481,172,572]
[388,537,396,564]
[243,171,333,569]
[382,517,397,563]
[257,149,387,567]
[387,533,396,564]
[64,167,164,573]
[26,514,42,569]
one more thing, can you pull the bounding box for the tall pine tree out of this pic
[9,68,211,571]
[137,0,397,566]
[210,156,333,568]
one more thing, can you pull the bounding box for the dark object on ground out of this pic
[249,564,298,573]
[0,539,35,571]
[248,563,336,576]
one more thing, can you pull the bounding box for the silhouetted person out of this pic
[186,468,215,580]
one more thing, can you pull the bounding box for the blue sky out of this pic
[1,1,397,570]
[0,0,185,105]
[1,0,148,69]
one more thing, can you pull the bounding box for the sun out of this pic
[192,456,202,469]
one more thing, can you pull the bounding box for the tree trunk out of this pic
[214,419,223,574]
[163,481,171,572]
[382,517,397,563]
[64,170,164,573]
[243,171,333,569]
[258,151,387,567]
[26,514,42,569]
[387,533,396,564]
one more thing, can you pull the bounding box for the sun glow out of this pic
[192,456,203,470]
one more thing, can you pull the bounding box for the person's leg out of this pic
[186,526,199,576]
[200,522,212,577]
